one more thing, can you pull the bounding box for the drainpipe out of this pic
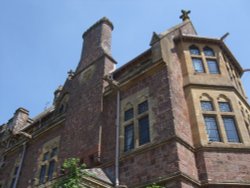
[13,142,27,188]
[103,75,122,187]
[115,89,120,187]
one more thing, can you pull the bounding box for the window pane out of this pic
[204,47,215,56]
[14,166,19,176]
[124,108,133,121]
[124,124,134,152]
[51,148,58,158]
[204,116,220,142]
[139,116,150,145]
[10,178,16,188]
[43,152,49,161]
[207,59,219,74]
[219,102,232,112]
[201,101,214,111]
[48,160,55,180]
[138,101,148,114]
[192,58,204,73]
[223,117,240,142]
[189,46,200,55]
[39,165,47,184]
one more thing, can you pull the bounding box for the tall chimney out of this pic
[8,108,29,133]
[76,17,114,73]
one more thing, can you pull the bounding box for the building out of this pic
[1,11,250,188]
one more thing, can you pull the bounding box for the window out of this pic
[39,165,47,184]
[192,58,205,73]
[189,45,220,75]
[124,108,133,121]
[39,147,57,184]
[189,45,200,55]
[10,166,19,188]
[203,47,215,57]
[204,116,221,142]
[219,102,232,112]
[201,101,214,111]
[124,124,134,152]
[138,101,148,114]
[122,97,151,153]
[37,137,60,186]
[207,59,219,74]
[223,117,240,143]
[139,116,150,145]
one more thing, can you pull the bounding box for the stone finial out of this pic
[180,10,191,21]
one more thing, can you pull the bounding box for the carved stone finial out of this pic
[180,10,191,21]
[67,69,75,80]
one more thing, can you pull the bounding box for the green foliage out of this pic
[146,183,164,188]
[53,158,89,188]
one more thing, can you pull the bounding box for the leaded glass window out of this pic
[138,101,148,114]
[189,45,200,55]
[204,47,215,57]
[207,59,219,74]
[43,152,49,161]
[139,116,150,145]
[192,58,205,73]
[204,116,221,142]
[124,108,133,121]
[48,160,55,180]
[39,165,47,184]
[201,101,214,111]
[219,102,232,112]
[50,148,58,158]
[223,117,240,142]
[124,124,134,152]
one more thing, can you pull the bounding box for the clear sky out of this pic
[0,0,249,124]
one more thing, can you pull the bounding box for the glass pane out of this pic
[51,148,58,158]
[10,178,16,188]
[48,160,55,180]
[207,59,219,74]
[189,46,200,55]
[204,116,220,142]
[138,101,148,114]
[204,47,215,56]
[219,102,232,112]
[139,116,150,145]
[14,166,19,176]
[39,165,47,184]
[124,108,133,121]
[201,101,214,111]
[223,117,240,142]
[124,124,134,152]
[43,152,49,161]
[192,58,204,73]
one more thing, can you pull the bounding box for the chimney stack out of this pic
[76,17,114,73]
[8,108,29,133]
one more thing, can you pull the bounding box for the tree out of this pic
[53,158,90,188]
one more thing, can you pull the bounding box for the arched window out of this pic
[189,45,201,55]
[189,45,204,73]
[203,46,215,57]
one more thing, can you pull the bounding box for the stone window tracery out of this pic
[36,137,60,185]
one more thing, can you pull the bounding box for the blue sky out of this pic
[0,0,249,123]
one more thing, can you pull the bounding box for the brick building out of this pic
[1,12,250,188]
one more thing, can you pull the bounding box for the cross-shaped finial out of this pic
[180,10,191,21]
